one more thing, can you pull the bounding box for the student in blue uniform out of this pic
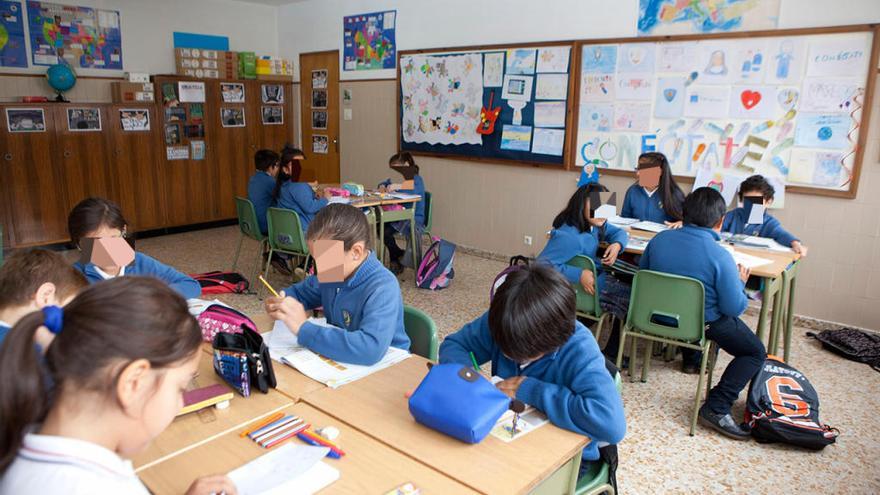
[639,187,766,440]
[378,152,426,275]
[0,249,87,345]
[440,264,625,478]
[247,149,281,236]
[722,174,808,256]
[538,183,630,360]
[621,152,686,227]
[69,198,201,299]
[273,148,331,235]
[265,203,410,366]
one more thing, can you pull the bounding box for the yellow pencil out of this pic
[258,275,280,298]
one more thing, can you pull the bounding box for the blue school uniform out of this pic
[439,313,626,461]
[74,253,201,300]
[282,252,410,366]
[380,175,426,227]
[277,182,329,234]
[537,222,628,293]
[722,207,798,247]
[247,171,276,235]
[0,322,10,345]
[639,225,748,321]
[620,184,680,223]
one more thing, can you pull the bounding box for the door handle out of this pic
[333,137,339,153]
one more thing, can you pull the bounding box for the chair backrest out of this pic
[423,191,433,230]
[567,255,602,318]
[403,305,439,361]
[266,207,309,255]
[234,197,264,241]
[626,270,706,344]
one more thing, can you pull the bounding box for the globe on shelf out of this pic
[46,63,77,102]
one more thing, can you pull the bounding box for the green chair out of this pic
[616,270,714,436]
[422,191,434,239]
[567,255,610,343]
[403,305,439,361]
[232,197,268,288]
[264,207,310,297]
[377,206,418,269]
[364,207,378,255]
[571,371,621,495]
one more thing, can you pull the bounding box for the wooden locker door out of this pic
[210,80,251,220]
[54,104,115,211]
[106,105,166,231]
[299,51,340,183]
[252,81,294,151]
[0,104,69,246]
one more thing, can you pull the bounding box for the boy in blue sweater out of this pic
[247,149,281,236]
[440,264,625,476]
[379,152,426,275]
[640,187,766,440]
[0,249,87,345]
[265,203,410,366]
[68,198,202,299]
[274,149,331,234]
[621,152,686,227]
[722,175,807,256]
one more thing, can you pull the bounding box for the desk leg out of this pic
[756,278,772,343]
[783,268,798,363]
[409,217,419,274]
[768,281,783,356]
[376,207,386,266]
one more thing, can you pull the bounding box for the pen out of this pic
[469,352,480,371]
[300,429,347,456]
[258,275,280,298]
[262,423,310,449]
[511,413,519,439]
[240,412,284,437]
[297,433,342,459]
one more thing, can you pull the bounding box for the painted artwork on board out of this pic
[638,0,780,36]
[0,1,27,68]
[27,1,122,69]
[343,10,396,71]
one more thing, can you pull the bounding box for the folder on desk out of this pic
[629,221,668,233]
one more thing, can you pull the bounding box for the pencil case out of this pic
[408,363,511,444]
[342,182,364,196]
[212,326,277,397]
[325,187,350,197]
[197,304,257,342]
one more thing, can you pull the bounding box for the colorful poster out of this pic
[794,113,849,149]
[582,45,617,74]
[800,78,861,114]
[483,52,504,87]
[618,43,655,73]
[580,74,615,102]
[806,34,871,78]
[730,42,769,82]
[693,166,746,206]
[654,77,686,119]
[788,149,845,187]
[533,101,566,128]
[613,102,651,132]
[0,1,27,68]
[765,38,806,84]
[698,42,736,85]
[500,125,532,151]
[638,0,780,36]
[728,85,776,120]
[536,46,570,73]
[684,86,730,119]
[579,103,613,133]
[400,53,483,146]
[119,109,149,131]
[532,128,565,156]
[616,73,653,101]
[27,1,122,69]
[506,48,536,75]
[535,73,568,100]
[657,42,698,72]
[343,10,396,71]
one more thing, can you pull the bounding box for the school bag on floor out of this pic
[744,356,839,450]
[415,238,456,290]
[807,329,880,371]
[191,271,250,294]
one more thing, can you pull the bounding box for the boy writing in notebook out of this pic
[722,174,807,255]
[439,264,625,477]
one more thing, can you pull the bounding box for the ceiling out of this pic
[227,0,309,5]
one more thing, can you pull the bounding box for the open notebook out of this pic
[488,377,549,442]
[629,220,669,233]
[264,319,410,388]
[228,444,338,494]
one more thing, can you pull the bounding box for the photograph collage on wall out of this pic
[67,108,102,131]
[119,109,150,131]
[6,108,46,132]
[311,67,329,153]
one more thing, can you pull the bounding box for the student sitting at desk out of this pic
[247,149,281,236]
[0,277,236,495]
[538,183,630,361]
[639,187,766,439]
[0,249,87,345]
[722,174,808,256]
[378,152,426,275]
[265,203,410,366]
[273,147,332,235]
[621,152,685,227]
[439,264,625,479]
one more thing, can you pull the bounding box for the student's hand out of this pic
[496,376,527,399]
[309,180,319,188]
[664,220,683,229]
[185,475,238,495]
[602,243,622,266]
[737,264,750,283]
[579,269,595,295]
[791,241,808,257]
[265,291,308,335]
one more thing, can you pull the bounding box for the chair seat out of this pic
[575,461,610,494]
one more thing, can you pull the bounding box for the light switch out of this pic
[343,108,353,121]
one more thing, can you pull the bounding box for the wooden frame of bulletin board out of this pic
[571,24,880,199]
[397,41,580,169]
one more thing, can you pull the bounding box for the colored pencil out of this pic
[300,429,346,456]
[469,352,480,371]
[258,275,280,297]
[240,412,284,438]
[263,423,310,449]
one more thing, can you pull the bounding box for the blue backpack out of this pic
[415,238,456,290]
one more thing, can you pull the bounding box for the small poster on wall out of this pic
[190,140,205,160]
[6,108,46,132]
[261,84,284,104]
[221,82,245,102]
[178,81,206,103]
[311,89,327,109]
[119,108,149,131]
[311,110,327,129]
[164,123,180,145]
[312,69,328,89]
[221,107,246,127]
[312,134,329,154]
[166,146,189,160]
[262,106,283,125]
[67,108,102,131]
[343,10,396,71]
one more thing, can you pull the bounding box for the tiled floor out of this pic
[134,226,879,494]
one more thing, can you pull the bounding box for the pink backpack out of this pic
[197,304,258,342]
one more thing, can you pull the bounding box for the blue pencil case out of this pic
[408,363,511,444]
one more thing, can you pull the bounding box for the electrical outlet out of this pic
[523,235,533,246]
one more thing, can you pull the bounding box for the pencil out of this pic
[469,352,480,371]
[258,275,280,297]
[240,412,283,437]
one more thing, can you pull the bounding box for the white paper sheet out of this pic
[728,85,777,120]
[531,128,565,156]
[533,101,566,128]
[616,73,653,101]
[806,35,871,78]
[535,73,569,100]
[483,52,504,87]
[684,86,730,119]
[228,444,338,495]
[800,78,861,113]
[629,221,668,233]
[536,46,571,73]
[178,81,206,103]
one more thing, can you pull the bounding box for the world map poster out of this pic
[343,10,396,71]
[0,0,27,68]
[27,1,123,69]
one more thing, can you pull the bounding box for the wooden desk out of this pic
[301,356,589,495]
[252,313,328,401]
[132,352,294,471]
[138,403,474,495]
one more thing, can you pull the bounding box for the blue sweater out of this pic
[0,322,9,345]
[277,182,329,234]
[283,253,410,365]
[538,222,628,293]
[74,252,201,299]
[439,313,626,461]
[247,171,276,235]
[621,184,681,223]
[639,225,748,322]
[722,208,798,247]
[381,175,426,227]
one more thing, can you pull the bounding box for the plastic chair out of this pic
[403,305,439,361]
[572,370,621,495]
[231,197,267,288]
[616,270,714,436]
[422,191,434,239]
[567,255,610,343]
[264,207,310,297]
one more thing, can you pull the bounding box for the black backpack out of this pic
[807,329,880,371]
[744,356,839,450]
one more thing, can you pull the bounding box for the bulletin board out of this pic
[573,24,880,199]
[397,42,577,167]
